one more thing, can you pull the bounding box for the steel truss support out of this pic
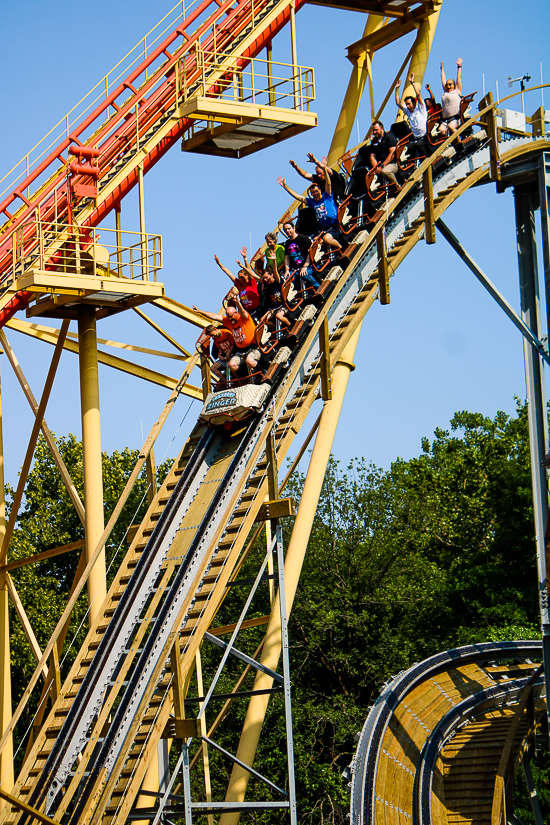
[513,182,550,730]
[140,525,296,825]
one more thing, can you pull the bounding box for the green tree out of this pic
[3,403,548,822]
[238,401,544,824]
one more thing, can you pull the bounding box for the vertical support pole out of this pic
[539,153,550,337]
[514,183,550,727]
[115,203,122,277]
[319,316,332,400]
[265,516,275,604]
[220,328,360,825]
[479,92,501,183]
[265,422,278,603]
[200,357,211,401]
[138,164,148,280]
[275,522,296,825]
[365,51,375,123]
[182,741,193,825]
[265,421,278,502]
[0,358,14,804]
[532,105,546,138]
[266,43,275,106]
[195,649,213,825]
[423,164,436,245]
[78,307,107,626]
[376,228,390,304]
[289,0,298,109]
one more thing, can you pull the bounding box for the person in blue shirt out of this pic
[277,158,342,253]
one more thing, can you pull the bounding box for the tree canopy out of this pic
[3,401,548,822]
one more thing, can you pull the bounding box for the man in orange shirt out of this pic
[197,324,235,382]
[193,294,261,378]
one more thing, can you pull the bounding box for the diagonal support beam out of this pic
[6,574,48,680]
[0,330,85,525]
[0,538,85,573]
[204,632,284,684]
[436,218,550,365]
[0,319,70,563]
[201,736,288,798]
[0,787,62,825]
[6,318,202,399]
[133,306,191,357]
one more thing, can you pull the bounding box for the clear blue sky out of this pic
[0,0,549,488]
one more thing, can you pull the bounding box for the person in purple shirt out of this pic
[277,158,342,253]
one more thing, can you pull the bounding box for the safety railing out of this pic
[179,47,314,110]
[0,0,195,208]
[8,218,162,285]
[0,0,290,240]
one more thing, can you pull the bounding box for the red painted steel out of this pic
[0,0,307,305]
[0,291,32,327]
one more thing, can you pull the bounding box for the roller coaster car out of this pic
[362,163,402,205]
[285,303,318,346]
[394,130,431,176]
[261,345,293,384]
[254,310,298,356]
[309,232,350,275]
[337,194,381,237]
[199,383,271,427]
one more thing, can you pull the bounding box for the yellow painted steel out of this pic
[7,318,202,399]
[220,328,360,825]
[78,307,107,626]
[400,3,442,112]
[0,361,13,803]
[328,13,385,163]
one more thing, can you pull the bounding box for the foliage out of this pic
[3,401,549,821]
[239,401,544,824]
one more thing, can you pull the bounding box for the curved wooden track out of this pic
[350,642,546,825]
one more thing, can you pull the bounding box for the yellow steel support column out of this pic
[220,328,360,825]
[402,5,442,101]
[0,358,13,804]
[78,307,107,625]
[328,14,385,163]
[423,163,436,245]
